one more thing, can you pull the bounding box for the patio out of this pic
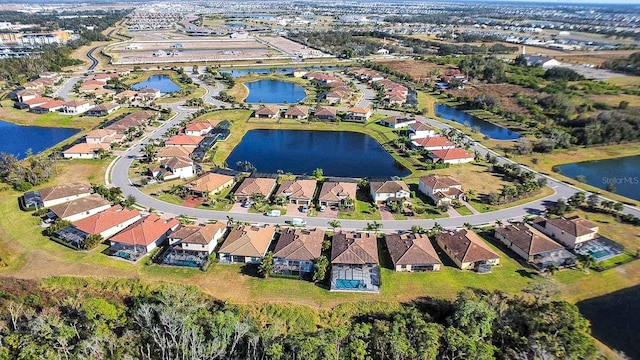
[330,264,380,293]
[162,247,209,268]
[575,236,624,262]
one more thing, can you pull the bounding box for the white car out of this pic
[319,205,327,212]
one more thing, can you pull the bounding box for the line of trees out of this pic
[0,279,598,360]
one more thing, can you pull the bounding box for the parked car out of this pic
[242,200,254,208]
[319,205,326,212]
[265,209,281,217]
[290,218,307,226]
[301,204,310,213]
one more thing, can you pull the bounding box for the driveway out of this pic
[316,206,339,219]
[379,206,395,221]
[231,202,250,214]
[287,203,309,217]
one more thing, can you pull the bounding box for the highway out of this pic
[107,68,640,231]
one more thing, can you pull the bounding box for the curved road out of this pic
[109,69,640,231]
[86,47,100,71]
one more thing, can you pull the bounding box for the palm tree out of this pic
[432,222,443,234]
[328,220,341,231]
[226,215,235,226]
[495,219,503,227]
[613,202,625,213]
[546,264,559,277]
[410,225,426,234]
[365,221,382,235]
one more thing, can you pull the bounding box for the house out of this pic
[92,88,116,99]
[218,225,276,264]
[293,68,308,78]
[86,103,120,117]
[273,227,325,276]
[93,73,119,83]
[313,106,337,121]
[344,107,372,123]
[495,223,575,270]
[137,88,161,101]
[167,222,227,255]
[30,100,66,114]
[73,205,141,240]
[63,143,110,159]
[16,89,39,103]
[531,216,599,249]
[234,177,277,202]
[184,122,213,136]
[411,137,456,151]
[369,181,410,204]
[156,146,194,160]
[523,55,561,69]
[386,93,407,106]
[318,182,357,207]
[109,214,180,261]
[114,90,138,102]
[376,48,390,55]
[62,100,91,115]
[379,116,416,129]
[186,173,235,197]
[436,229,500,271]
[24,181,92,209]
[21,97,54,110]
[330,231,380,292]
[284,105,309,120]
[79,80,105,92]
[275,179,317,205]
[429,148,475,165]
[166,134,204,148]
[48,194,111,222]
[150,156,194,180]
[86,129,121,145]
[325,88,350,104]
[254,105,281,119]
[385,233,441,272]
[409,121,438,139]
[419,175,464,206]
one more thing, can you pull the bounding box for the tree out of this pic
[328,220,341,231]
[568,192,586,208]
[586,194,600,208]
[411,225,427,234]
[312,168,324,180]
[123,195,136,209]
[312,256,329,282]
[365,221,382,235]
[258,252,274,278]
[82,234,104,250]
[613,202,625,213]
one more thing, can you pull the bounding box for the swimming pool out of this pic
[334,279,365,290]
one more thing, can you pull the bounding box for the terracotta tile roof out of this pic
[348,106,371,114]
[138,88,160,94]
[412,137,455,148]
[273,227,325,261]
[114,90,137,99]
[185,122,212,132]
[381,116,414,125]
[36,100,65,109]
[63,100,89,107]
[409,121,433,132]
[370,181,409,194]
[255,105,281,116]
[318,182,357,202]
[156,146,194,158]
[168,223,226,245]
[314,106,337,117]
[276,179,317,201]
[385,233,441,266]
[110,214,179,246]
[436,230,499,264]
[161,156,192,170]
[284,105,309,117]
[495,224,564,256]
[186,173,234,193]
[87,129,117,139]
[420,175,461,189]
[63,143,110,155]
[166,134,204,146]
[73,205,140,236]
[49,194,111,219]
[17,89,40,97]
[23,97,53,106]
[94,73,119,80]
[430,148,475,161]
[331,231,379,265]
[81,80,105,87]
[235,177,276,198]
[89,103,120,112]
[218,225,276,257]
[38,182,92,203]
[545,216,598,237]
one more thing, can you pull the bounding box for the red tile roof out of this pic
[73,205,140,236]
[331,231,379,265]
[109,214,179,246]
[430,148,475,161]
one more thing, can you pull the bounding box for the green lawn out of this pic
[337,197,380,221]
[455,206,474,216]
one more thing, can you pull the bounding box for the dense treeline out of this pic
[602,52,640,76]
[0,10,128,84]
[0,151,54,191]
[0,278,599,360]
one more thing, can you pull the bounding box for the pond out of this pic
[244,80,306,104]
[555,156,640,201]
[220,66,338,77]
[435,103,521,140]
[226,130,410,178]
[578,285,640,359]
[0,120,79,159]
[131,75,181,94]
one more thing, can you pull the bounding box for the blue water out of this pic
[435,103,521,140]
[555,156,640,201]
[244,80,306,104]
[226,130,410,177]
[131,75,180,94]
[0,120,79,159]
[220,66,338,78]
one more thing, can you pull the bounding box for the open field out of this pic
[0,99,108,130]
[448,83,538,116]
[377,59,448,80]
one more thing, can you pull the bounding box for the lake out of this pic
[244,80,306,104]
[435,103,521,140]
[220,66,338,77]
[555,156,640,200]
[131,75,181,94]
[578,286,640,359]
[226,130,410,177]
[0,120,79,159]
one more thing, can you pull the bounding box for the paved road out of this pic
[87,47,100,71]
[56,76,84,101]
[108,71,640,231]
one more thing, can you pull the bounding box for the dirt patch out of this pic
[448,83,538,115]
[376,59,450,81]
[181,195,204,208]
